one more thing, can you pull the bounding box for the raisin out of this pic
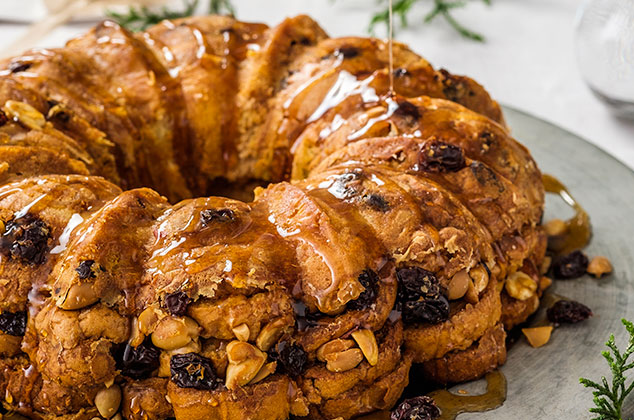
[0,310,27,336]
[335,46,360,59]
[348,269,380,311]
[365,194,390,212]
[396,266,449,324]
[391,396,441,420]
[547,300,593,324]
[200,208,235,225]
[470,162,504,192]
[394,100,421,120]
[439,69,464,103]
[8,61,31,73]
[552,250,589,279]
[75,260,96,279]
[0,110,8,127]
[0,216,51,265]
[116,338,160,379]
[269,341,307,377]
[170,353,221,390]
[418,141,465,173]
[164,291,192,317]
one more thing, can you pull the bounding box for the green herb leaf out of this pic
[369,0,490,42]
[107,0,235,33]
[580,319,634,420]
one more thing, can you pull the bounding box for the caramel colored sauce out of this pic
[357,371,506,420]
[429,371,507,420]
[542,174,591,255]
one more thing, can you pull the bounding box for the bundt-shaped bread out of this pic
[0,14,546,420]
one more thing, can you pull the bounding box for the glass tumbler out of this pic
[575,0,634,119]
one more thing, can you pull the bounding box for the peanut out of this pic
[57,283,98,310]
[544,219,567,237]
[469,265,490,293]
[351,329,379,366]
[447,269,470,300]
[4,100,46,131]
[151,316,200,350]
[325,348,363,372]
[587,256,612,278]
[316,338,355,362]
[232,323,250,342]
[505,271,537,301]
[94,384,121,419]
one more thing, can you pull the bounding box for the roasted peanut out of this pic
[94,384,121,419]
[4,100,46,130]
[505,271,537,301]
[325,348,363,372]
[448,269,470,300]
[587,256,612,278]
[540,256,552,275]
[544,219,567,237]
[57,283,98,310]
[138,304,164,335]
[232,323,250,342]
[225,341,266,389]
[464,278,479,304]
[128,317,145,348]
[522,326,553,348]
[539,276,553,291]
[316,338,355,362]
[256,318,287,351]
[469,265,490,293]
[351,329,378,366]
[151,316,200,350]
[249,361,277,385]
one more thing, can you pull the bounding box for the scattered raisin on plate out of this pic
[552,250,589,279]
[396,266,449,325]
[170,353,220,390]
[347,269,380,311]
[547,300,593,324]
[391,396,441,420]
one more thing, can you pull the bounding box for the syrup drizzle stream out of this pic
[542,174,592,255]
[388,0,395,96]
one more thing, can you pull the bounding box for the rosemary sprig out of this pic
[369,0,491,42]
[107,0,234,32]
[580,319,634,420]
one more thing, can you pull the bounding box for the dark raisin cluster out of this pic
[75,260,96,279]
[116,338,160,379]
[396,266,449,325]
[347,269,380,311]
[547,300,593,324]
[0,216,51,265]
[552,250,589,279]
[170,353,221,390]
[269,341,307,377]
[391,396,441,420]
[418,141,465,173]
[0,310,27,336]
[164,291,192,317]
[200,208,235,225]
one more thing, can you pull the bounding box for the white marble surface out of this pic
[1,0,633,170]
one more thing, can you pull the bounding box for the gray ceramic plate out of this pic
[451,106,634,419]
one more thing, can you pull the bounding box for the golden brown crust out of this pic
[0,14,545,420]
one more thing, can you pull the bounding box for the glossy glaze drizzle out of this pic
[428,370,507,420]
[542,174,591,255]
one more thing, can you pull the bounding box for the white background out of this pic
[0,0,633,170]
